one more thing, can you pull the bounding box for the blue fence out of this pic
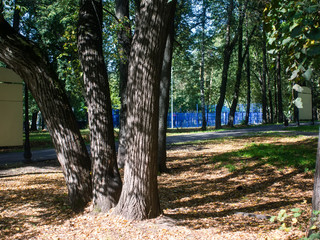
[111,105,263,128]
[166,111,262,128]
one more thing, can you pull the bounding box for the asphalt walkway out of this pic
[0,123,318,166]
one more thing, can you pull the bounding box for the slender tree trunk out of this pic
[31,111,38,131]
[0,15,92,211]
[114,0,173,220]
[215,0,236,129]
[262,29,268,124]
[116,0,132,168]
[267,71,274,123]
[228,3,254,127]
[245,48,250,125]
[276,53,283,123]
[78,0,122,211]
[200,0,206,131]
[158,1,176,173]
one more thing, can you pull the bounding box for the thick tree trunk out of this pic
[116,0,131,169]
[276,53,283,123]
[308,131,320,237]
[215,0,236,129]
[158,1,176,173]
[114,0,172,220]
[0,15,92,211]
[78,0,122,211]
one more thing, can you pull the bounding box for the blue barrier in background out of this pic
[111,104,263,128]
[166,111,262,128]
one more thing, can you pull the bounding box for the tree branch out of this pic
[103,7,119,22]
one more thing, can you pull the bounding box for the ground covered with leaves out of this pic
[0,135,317,239]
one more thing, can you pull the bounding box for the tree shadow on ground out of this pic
[159,137,316,231]
[0,173,74,239]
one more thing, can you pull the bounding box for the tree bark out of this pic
[0,14,92,211]
[158,0,176,173]
[30,111,38,131]
[308,131,320,237]
[215,0,236,129]
[116,0,132,169]
[114,0,172,220]
[77,0,122,211]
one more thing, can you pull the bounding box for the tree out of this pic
[158,0,177,173]
[114,0,175,220]
[115,0,131,168]
[0,8,92,211]
[215,0,237,129]
[77,0,122,211]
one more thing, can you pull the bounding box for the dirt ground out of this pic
[0,135,317,239]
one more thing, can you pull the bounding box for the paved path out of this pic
[0,123,318,166]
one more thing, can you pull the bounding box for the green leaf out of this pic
[307,45,320,56]
[270,216,276,223]
[306,28,320,41]
[291,26,303,38]
[289,69,299,80]
[302,68,313,81]
[282,37,291,45]
[268,37,277,45]
[293,97,303,109]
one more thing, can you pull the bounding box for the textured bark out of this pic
[308,132,320,237]
[116,0,132,169]
[215,0,236,129]
[78,0,122,211]
[0,15,92,211]
[158,1,176,173]
[114,0,172,220]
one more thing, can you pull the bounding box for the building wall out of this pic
[0,68,23,147]
[298,86,312,121]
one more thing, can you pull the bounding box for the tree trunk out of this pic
[30,111,38,131]
[267,71,274,123]
[158,1,176,173]
[262,29,268,124]
[77,0,122,211]
[308,131,320,238]
[215,0,236,129]
[227,2,253,127]
[245,48,250,125]
[116,0,132,169]
[200,0,206,131]
[0,15,92,211]
[276,53,283,123]
[114,0,172,220]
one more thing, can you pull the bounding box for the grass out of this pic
[286,124,320,133]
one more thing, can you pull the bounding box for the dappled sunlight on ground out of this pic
[0,135,317,239]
